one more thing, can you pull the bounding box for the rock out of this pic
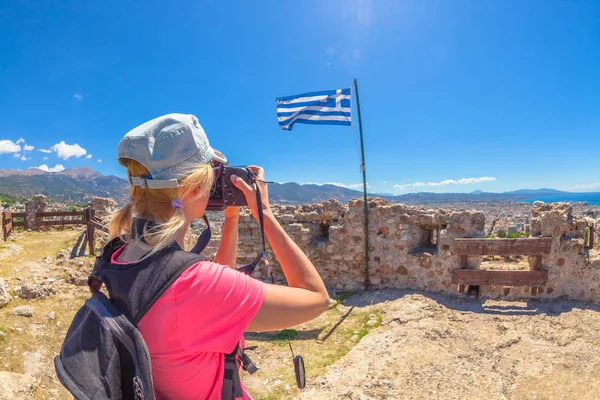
[11,306,34,317]
[369,276,382,285]
[20,282,55,299]
[69,271,89,286]
[47,311,55,321]
[89,196,118,217]
[0,278,13,308]
[0,371,34,399]
[366,319,378,327]
[56,252,65,259]
[23,351,42,376]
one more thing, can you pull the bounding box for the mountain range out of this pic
[0,167,586,205]
[0,167,128,204]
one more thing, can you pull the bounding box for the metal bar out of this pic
[354,78,369,291]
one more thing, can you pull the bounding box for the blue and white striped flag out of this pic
[276,88,352,131]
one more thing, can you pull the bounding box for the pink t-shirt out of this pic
[111,248,266,400]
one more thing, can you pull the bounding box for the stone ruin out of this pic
[232,199,600,303]
[0,195,117,236]
[24,194,47,230]
[88,196,118,218]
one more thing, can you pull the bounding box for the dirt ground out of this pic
[297,290,600,400]
[2,231,600,400]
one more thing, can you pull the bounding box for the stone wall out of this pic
[231,199,600,302]
[89,196,117,218]
[24,195,47,230]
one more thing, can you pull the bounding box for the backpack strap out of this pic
[222,344,259,400]
[89,237,205,325]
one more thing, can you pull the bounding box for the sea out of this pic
[519,192,600,205]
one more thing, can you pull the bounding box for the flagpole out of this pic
[353,78,369,291]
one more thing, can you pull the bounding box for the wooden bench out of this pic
[452,238,552,296]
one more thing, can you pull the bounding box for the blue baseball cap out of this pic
[117,113,227,189]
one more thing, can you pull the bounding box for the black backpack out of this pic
[54,237,257,400]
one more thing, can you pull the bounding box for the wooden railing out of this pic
[451,238,552,296]
[2,208,108,254]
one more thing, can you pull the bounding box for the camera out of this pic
[206,165,256,211]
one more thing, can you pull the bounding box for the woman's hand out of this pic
[231,166,272,221]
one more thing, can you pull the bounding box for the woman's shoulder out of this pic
[174,258,263,295]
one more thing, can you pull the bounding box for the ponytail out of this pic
[109,202,133,239]
[142,204,188,257]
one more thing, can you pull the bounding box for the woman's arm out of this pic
[231,167,330,332]
[213,207,240,268]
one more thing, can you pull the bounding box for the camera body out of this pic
[207,165,255,211]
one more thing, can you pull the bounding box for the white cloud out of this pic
[38,149,52,153]
[19,155,29,161]
[570,183,600,192]
[16,138,25,145]
[23,144,34,151]
[73,93,83,101]
[51,141,87,160]
[85,154,92,159]
[13,153,20,158]
[394,177,496,191]
[394,181,426,190]
[32,164,65,173]
[0,140,21,154]
[43,156,48,160]
[97,159,102,163]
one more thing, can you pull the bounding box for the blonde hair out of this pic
[109,159,214,256]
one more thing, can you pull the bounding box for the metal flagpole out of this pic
[353,78,369,291]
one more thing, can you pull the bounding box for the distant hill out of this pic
[0,167,592,206]
[0,167,129,204]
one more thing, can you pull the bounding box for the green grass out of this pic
[354,312,383,342]
[271,328,299,344]
[357,328,370,340]
[330,291,355,307]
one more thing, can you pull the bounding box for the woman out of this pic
[108,113,330,399]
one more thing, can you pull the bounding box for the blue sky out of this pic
[1,0,599,194]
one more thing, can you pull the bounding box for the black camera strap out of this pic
[254,183,306,389]
[199,181,307,389]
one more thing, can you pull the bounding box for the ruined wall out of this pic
[24,195,47,230]
[232,199,600,303]
[89,196,117,218]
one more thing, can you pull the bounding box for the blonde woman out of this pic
[99,113,329,400]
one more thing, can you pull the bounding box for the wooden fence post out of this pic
[2,211,12,241]
[85,208,95,255]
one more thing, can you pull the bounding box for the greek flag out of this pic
[276,88,352,131]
